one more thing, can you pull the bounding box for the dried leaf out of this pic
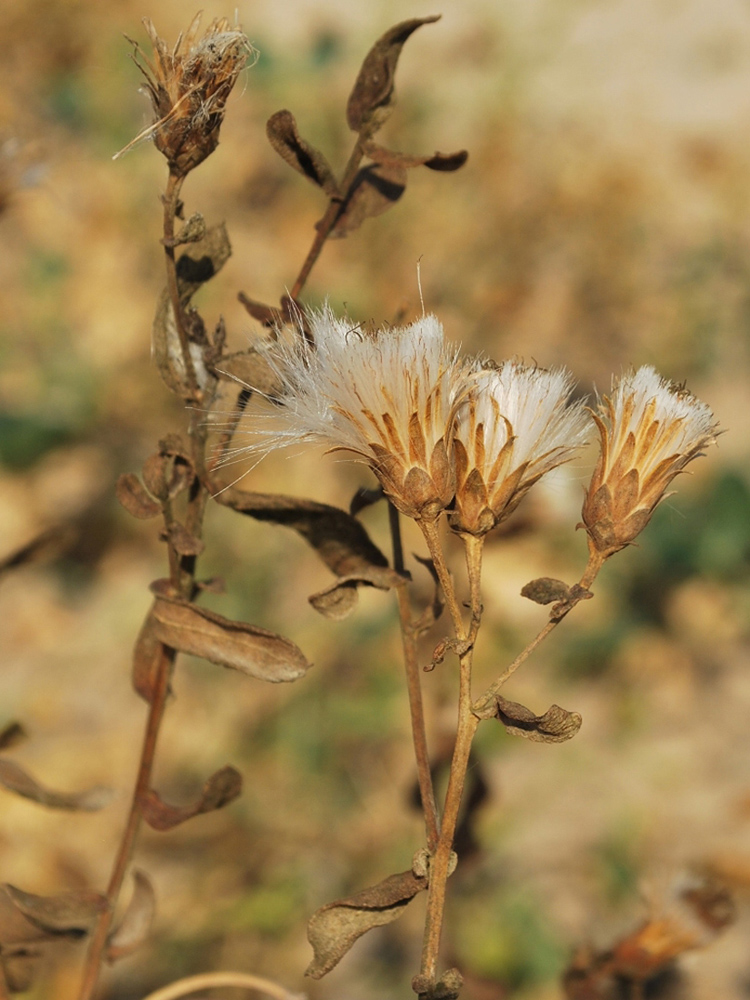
[216,349,283,398]
[521,577,571,606]
[478,695,582,743]
[0,759,114,812]
[0,723,27,752]
[132,613,173,703]
[214,488,398,585]
[142,765,242,832]
[106,869,155,964]
[148,580,311,682]
[115,473,161,519]
[346,17,441,134]
[165,523,205,557]
[363,141,468,172]
[331,163,406,238]
[162,212,206,247]
[307,869,427,978]
[266,110,339,195]
[237,294,286,328]
[349,486,384,516]
[3,885,108,937]
[309,565,403,620]
[175,223,232,301]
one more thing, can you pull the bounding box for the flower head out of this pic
[582,366,718,558]
[247,310,472,520]
[449,362,590,536]
[119,14,252,174]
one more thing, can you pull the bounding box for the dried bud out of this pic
[449,363,589,536]
[119,14,253,174]
[582,366,718,558]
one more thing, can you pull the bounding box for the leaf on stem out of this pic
[306,869,427,979]
[148,579,312,682]
[267,110,339,195]
[115,473,162,520]
[363,141,468,172]
[132,613,173,703]
[3,885,108,938]
[142,765,242,832]
[330,162,406,238]
[346,16,441,135]
[164,522,205,557]
[142,442,195,502]
[309,564,404,620]
[162,212,207,248]
[0,759,114,811]
[216,349,283,398]
[477,695,582,743]
[520,577,572,606]
[106,869,156,963]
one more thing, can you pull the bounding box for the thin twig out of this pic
[138,971,305,1000]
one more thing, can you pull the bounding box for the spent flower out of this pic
[449,362,590,536]
[243,310,472,520]
[582,365,718,558]
[119,13,253,175]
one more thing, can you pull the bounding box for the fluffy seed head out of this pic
[119,14,253,174]
[246,310,473,520]
[582,366,718,558]
[449,362,590,536]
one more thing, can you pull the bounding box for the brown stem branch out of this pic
[389,504,440,853]
[76,645,175,1000]
[418,517,466,643]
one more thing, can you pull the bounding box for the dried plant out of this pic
[0,10,732,1000]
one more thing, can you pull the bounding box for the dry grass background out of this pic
[1,0,750,997]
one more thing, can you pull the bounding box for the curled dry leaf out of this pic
[142,446,194,503]
[346,16,441,134]
[132,613,174,704]
[330,162,406,238]
[162,212,207,248]
[106,869,156,964]
[142,765,242,831]
[3,885,108,938]
[267,110,339,196]
[0,759,114,812]
[148,579,311,682]
[216,349,283,399]
[115,473,162,520]
[476,695,582,743]
[520,577,572,606]
[214,488,398,584]
[363,141,468,172]
[165,522,205,557]
[309,565,404,620]
[307,869,427,979]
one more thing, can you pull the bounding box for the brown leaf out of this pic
[266,110,339,195]
[106,870,155,964]
[141,765,242,832]
[236,294,286,328]
[3,885,108,937]
[331,163,406,238]
[363,141,468,172]
[148,580,311,682]
[0,759,114,812]
[346,17,441,134]
[175,223,232,301]
[521,577,571,606]
[0,723,27,752]
[478,695,582,743]
[309,565,403,620]
[132,614,174,704]
[165,523,205,557]
[214,488,398,585]
[162,212,206,247]
[306,869,427,978]
[215,349,283,399]
[115,473,161,519]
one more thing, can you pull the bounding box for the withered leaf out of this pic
[266,110,339,195]
[307,869,427,979]
[478,695,582,743]
[106,869,155,963]
[132,613,174,704]
[214,488,397,584]
[142,765,242,832]
[148,580,311,682]
[175,223,232,300]
[237,293,286,328]
[216,349,283,398]
[0,759,114,812]
[165,523,204,557]
[162,212,206,247]
[363,141,468,172]
[331,163,406,238]
[346,17,441,134]
[349,486,384,516]
[521,577,571,606]
[309,566,404,620]
[3,885,108,937]
[115,473,161,520]
[0,722,26,752]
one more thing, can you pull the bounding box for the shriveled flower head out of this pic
[582,366,718,558]
[119,14,253,175]
[449,362,590,536]
[249,310,472,520]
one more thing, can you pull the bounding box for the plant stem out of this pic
[163,170,200,401]
[76,645,175,1000]
[289,138,365,300]
[418,518,466,643]
[138,971,304,1000]
[389,504,440,853]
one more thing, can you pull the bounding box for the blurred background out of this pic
[1,0,750,996]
